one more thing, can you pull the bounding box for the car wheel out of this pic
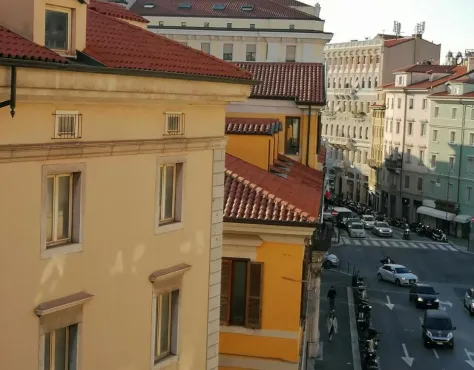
[323,261,331,268]
[395,279,401,286]
[449,341,454,349]
[377,273,383,281]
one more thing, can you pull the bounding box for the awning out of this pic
[416,206,456,221]
[454,214,472,223]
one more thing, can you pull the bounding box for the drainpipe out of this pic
[306,105,312,166]
[399,91,408,218]
[456,100,467,206]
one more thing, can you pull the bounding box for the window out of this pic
[204,22,210,27]
[397,98,401,109]
[153,290,179,363]
[325,124,328,135]
[201,42,210,54]
[227,23,232,28]
[450,131,455,143]
[406,148,411,163]
[434,106,439,117]
[468,157,474,172]
[241,4,254,11]
[431,154,437,168]
[45,7,71,53]
[391,99,393,109]
[212,3,226,9]
[181,22,186,27]
[365,127,369,139]
[359,127,362,139]
[285,45,296,62]
[289,24,295,30]
[419,150,425,165]
[250,23,255,29]
[385,121,388,132]
[430,180,436,192]
[158,21,164,27]
[467,187,472,202]
[452,107,457,119]
[417,177,423,191]
[471,109,474,120]
[246,44,256,61]
[398,76,402,85]
[363,151,368,164]
[422,99,427,110]
[421,123,426,136]
[43,324,79,370]
[341,125,345,137]
[449,156,455,169]
[470,133,474,145]
[362,78,365,88]
[330,125,333,135]
[53,111,81,139]
[409,98,413,109]
[157,163,183,228]
[432,129,438,141]
[396,121,400,134]
[389,121,392,133]
[404,175,409,189]
[374,77,378,87]
[223,43,233,61]
[407,122,412,135]
[353,126,357,138]
[285,117,300,155]
[221,259,263,328]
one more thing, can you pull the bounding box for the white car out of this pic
[361,214,375,229]
[372,221,393,237]
[348,222,366,238]
[323,252,339,268]
[377,264,418,286]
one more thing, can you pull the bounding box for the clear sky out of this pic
[309,0,473,60]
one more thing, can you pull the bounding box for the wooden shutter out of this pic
[220,259,232,325]
[245,262,263,329]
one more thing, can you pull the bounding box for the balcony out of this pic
[334,88,355,99]
[368,158,379,169]
[326,136,355,149]
[385,156,402,172]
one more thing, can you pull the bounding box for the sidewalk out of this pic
[313,270,357,370]
[447,235,474,254]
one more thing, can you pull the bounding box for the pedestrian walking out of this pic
[327,311,338,341]
[327,285,336,310]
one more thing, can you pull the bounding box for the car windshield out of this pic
[352,224,363,229]
[377,222,389,228]
[395,267,410,274]
[426,318,452,330]
[418,286,436,295]
[363,216,374,221]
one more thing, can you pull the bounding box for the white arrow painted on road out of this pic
[401,343,414,367]
[385,295,394,310]
[439,300,453,308]
[465,349,474,368]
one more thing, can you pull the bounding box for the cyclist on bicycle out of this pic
[327,285,337,310]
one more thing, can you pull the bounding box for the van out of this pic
[421,310,455,348]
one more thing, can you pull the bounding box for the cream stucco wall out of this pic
[0,65,250,370]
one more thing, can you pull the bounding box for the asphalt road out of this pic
[338,224,433,242]
[328,242,474,370]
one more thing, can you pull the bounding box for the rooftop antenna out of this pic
[393,21,401,39]
[414,21,426,36]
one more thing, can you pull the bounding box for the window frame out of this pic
[452,107,457,119]
[284,117,301,155]
[449,130,456,144]
[285,45,296,62]
[43,324,78,370]
[154,292,173,361]
[245,44,257,62]
[154,157,186,235]
[45,5,72,55]
[434,106,439,117]
[41,163,85,259]
[223,43,233,61]
[47,173,74,247]
[417,177,423,191]
[201,42,211,54]
[432,129,438,142]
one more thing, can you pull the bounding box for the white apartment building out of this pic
[381,62,469,220]
[128,0,333,63]
[322,34,441,204]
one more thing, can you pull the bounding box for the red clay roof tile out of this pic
[405,66,467,89]
[268,0,313,8]
[235,62,325,104]
[394,64,455,74]
[84,9,253,80]
[0,25,67,63]
[384,37,413,47]
[225,154,322,224]
[225,117,282,135]
[90,0,149,23]
[131,0,320,19]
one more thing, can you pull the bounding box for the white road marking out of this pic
[433,348,439,359]
[381,241,389,246]
[444,244,458,251]
[429,244,440,250]
[408,242,418,248]
[371,240,380,246]
[399,242,409,248]
[416,243,428,249]
[353,240,361,245]
[419,317,423,324]
[437,244,448,251]
[390,241,400,247]
[362,240,370,246]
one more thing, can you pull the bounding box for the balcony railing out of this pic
[385,157,402,171]
[333,88,355,98]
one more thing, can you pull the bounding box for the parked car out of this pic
[343,217,360,230]
[322,252,339,268]
[322,211,333,222]
[463,288,474,316]
[409,283,440,308]
[348,222,366,238]
[372,221,393,237]
[361,214,376,229]
[377,264,418,286]
[421,310,455,348]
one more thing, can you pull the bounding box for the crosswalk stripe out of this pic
[353,240,361,245]
[436,244,448,251]
[429,244,440,250]
[399,242,409,248]
[381,241,389,246]
[417,243,429,249]
[444,244,458,251]
[362,240,370,246]
[371,240,380,246]
[408,242,418,248]
[390,241,400,247]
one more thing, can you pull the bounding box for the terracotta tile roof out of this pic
[384,37,413,48]
[269,0,312,7]
[406,66,468,89]
[225,117,282,135]
[84,8,253,80]
[395,64,455,73]
[0,25,67,63]
[274,154,323,188]
[234,62,325,104]
[224,154,321,224]
[380,82,395,89]
[430,91,474,98]
[130,0,320,19]
[90,0,149,23]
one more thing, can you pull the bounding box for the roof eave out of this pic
[0,57,257,85]
[223,217,318,228]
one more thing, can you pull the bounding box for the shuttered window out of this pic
[220,258,263,328]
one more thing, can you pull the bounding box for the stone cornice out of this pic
[0,136,227,163]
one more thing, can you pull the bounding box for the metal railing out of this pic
[52,113,82,139]
[163,113,185,136]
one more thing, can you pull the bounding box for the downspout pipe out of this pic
[306,104,312,166]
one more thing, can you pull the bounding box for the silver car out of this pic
[372,221,393,237]
[361,214,376,229]
[348,222,366,238]
[323,252,339,268]
[377,264,418,286]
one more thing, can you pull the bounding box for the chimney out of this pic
[314,3,321,17]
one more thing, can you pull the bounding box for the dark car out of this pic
[409,283,439,308]
[421,310,455,348]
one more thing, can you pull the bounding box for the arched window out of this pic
[368,77,372,88]
[336,125,339,136]
[330,125,334,135]
[361,78,365,88]
[325,124,328,135]
[341,125,345,137]
[374,77,378,88]
[347,126,350,137]
[333,78,336,87]
[355,78,360,88]
[353,126,356,138]
[365,127,369,139]
[344,78,349,88]
[359,127,362,138]
[338,78,342,88]
[350,78,353,87]
[328,78,331,88]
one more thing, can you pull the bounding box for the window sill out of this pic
[154,221,184,235]
[41,243,83,259]
[153,355,178,370]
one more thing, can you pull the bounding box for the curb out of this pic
[448,241,474,255]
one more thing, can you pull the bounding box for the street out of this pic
[329,235,474,370]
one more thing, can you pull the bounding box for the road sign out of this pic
[471,216,474,222]
[331,210,338,216]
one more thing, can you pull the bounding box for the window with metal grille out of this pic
[164,113,185,136]
[53,111,81,139]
